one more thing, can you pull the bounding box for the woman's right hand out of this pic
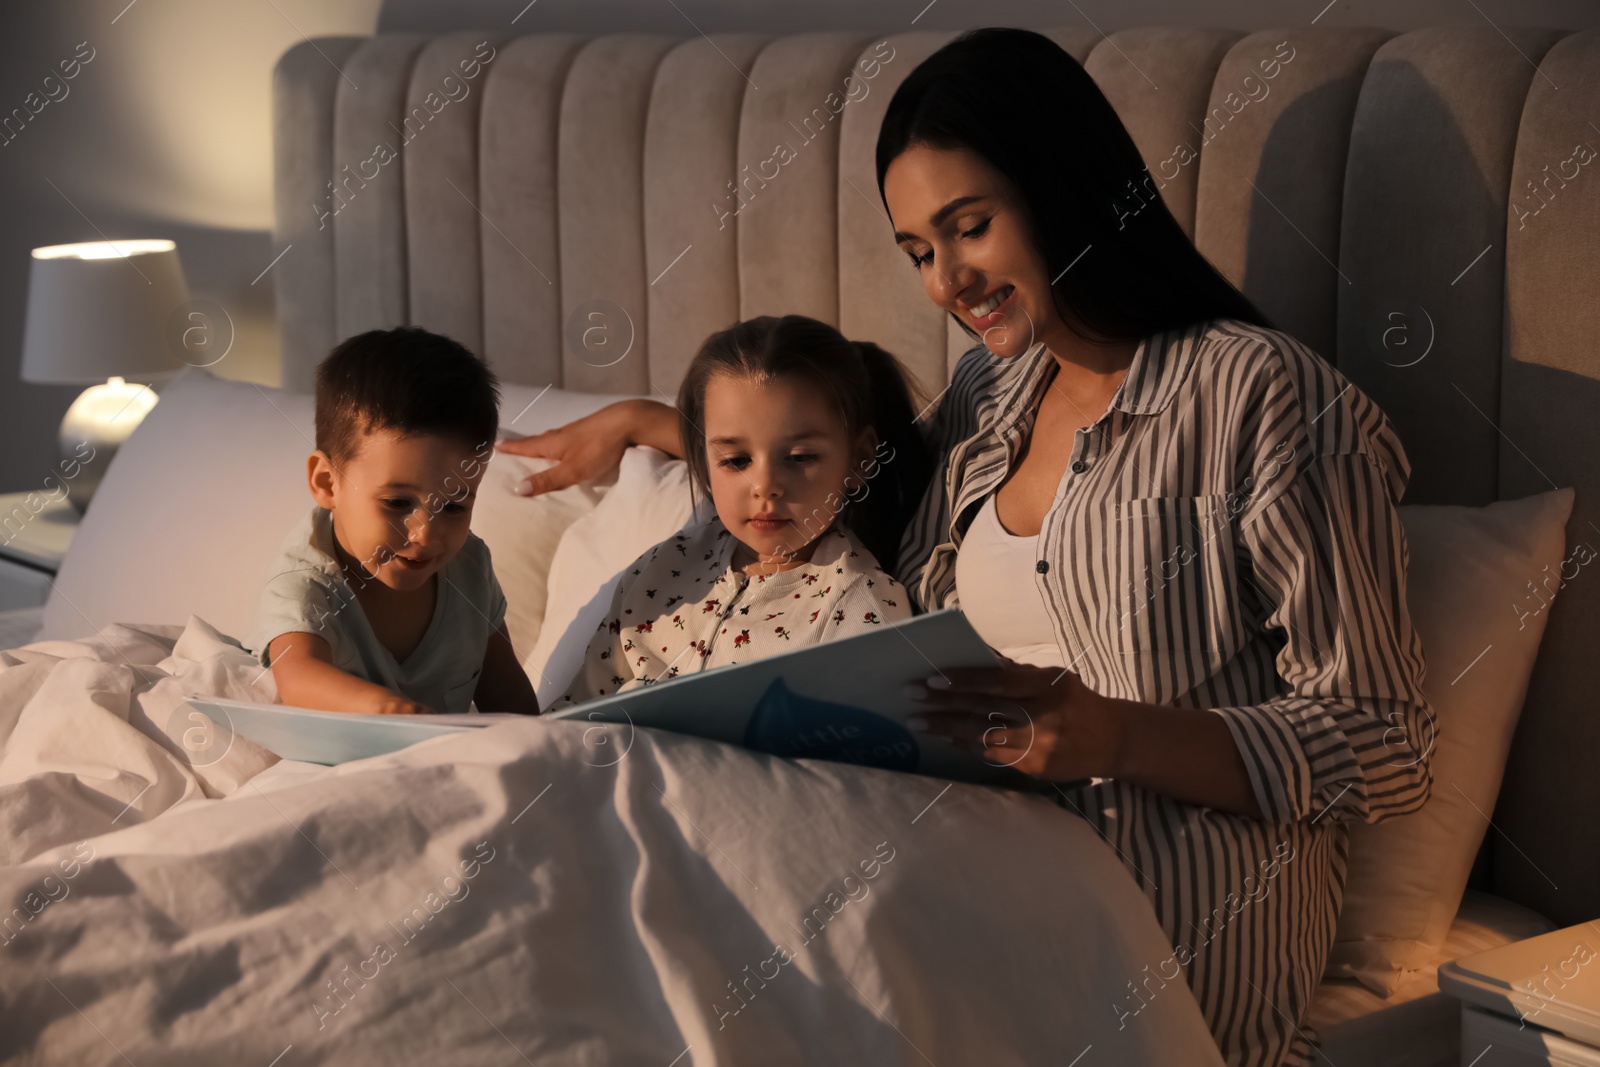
[495,399,680,497]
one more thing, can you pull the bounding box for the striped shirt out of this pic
[896,319,1434,1067]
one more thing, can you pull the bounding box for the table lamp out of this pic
[21,240,189,514]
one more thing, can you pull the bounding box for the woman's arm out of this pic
[267,632,432,715]
[1104,700,1262,817]
[496,399,683,496]
[911,663,1262,818]
[1203,448,1434,825]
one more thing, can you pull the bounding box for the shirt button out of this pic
[1071,460,1089,474]
[1036,559,1050,574]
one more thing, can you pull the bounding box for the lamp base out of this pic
[57,377,158,514]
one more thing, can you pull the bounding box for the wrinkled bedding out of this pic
[0,617,1223,1065]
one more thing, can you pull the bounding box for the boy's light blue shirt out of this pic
[247,506,507,714]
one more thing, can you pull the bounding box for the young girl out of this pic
[555,314,933,705]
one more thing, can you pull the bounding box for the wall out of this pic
[2,0,1596,494]
[0,0,380,495]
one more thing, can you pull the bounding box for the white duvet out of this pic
[0,618,1223,1065]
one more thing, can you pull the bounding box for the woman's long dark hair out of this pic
[677,315,934,572]
[875,27,1270,344]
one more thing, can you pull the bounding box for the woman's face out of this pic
[883,143,1061,359]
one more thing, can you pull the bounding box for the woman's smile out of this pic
[964,284,1016,329]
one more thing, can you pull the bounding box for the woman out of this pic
[499,29,1433,1067]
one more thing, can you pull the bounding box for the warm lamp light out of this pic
[21,239,189,513]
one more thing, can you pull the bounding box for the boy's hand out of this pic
[268,632,437,716]
[370,694,433,716]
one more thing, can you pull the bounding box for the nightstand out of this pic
[1440,921,1600,1065]
[0,489,78,610]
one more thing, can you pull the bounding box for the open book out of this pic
[545,608,1037,787]
[185,698,529,766]
[189,610,1043,787]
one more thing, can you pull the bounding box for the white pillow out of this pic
[523,446,708,704]
[40,368,631,656]
[1328,488,1575,996]
[464,450,611,662]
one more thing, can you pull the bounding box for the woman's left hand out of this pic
[907,659,1125,782]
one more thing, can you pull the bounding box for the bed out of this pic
[3,22,1598,1067]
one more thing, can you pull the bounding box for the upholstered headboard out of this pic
[272,27,1600,924]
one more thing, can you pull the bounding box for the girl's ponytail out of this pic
[847,341,934,573]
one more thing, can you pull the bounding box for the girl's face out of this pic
[701,372,873,564]
[883,143,1062,360]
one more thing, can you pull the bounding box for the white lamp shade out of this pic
[21,240,190,384]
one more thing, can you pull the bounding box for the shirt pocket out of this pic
[1105,493,1240,663]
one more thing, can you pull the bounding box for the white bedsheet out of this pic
[0,617,1224,1065]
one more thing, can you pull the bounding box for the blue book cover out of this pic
[546,608,1040,788]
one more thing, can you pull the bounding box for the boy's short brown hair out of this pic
[314,327,501,466]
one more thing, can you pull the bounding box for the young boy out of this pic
[247,327,539,716]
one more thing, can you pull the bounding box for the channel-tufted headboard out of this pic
[273,27,1600,924]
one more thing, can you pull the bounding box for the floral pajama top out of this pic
[556,517,912,706]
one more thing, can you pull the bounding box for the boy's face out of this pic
[308,428,489,593]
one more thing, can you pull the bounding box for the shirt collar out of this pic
[712,517,854,585]
[988,322,1204,429]
[1116,324,1203,415]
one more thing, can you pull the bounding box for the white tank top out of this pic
[954,494,1065,668]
